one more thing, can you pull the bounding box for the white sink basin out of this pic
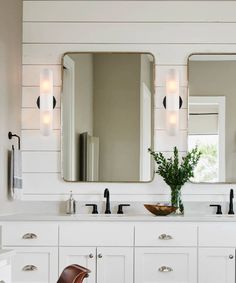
[206,214,236,217]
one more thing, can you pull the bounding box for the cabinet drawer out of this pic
[2,223,58,246]
[60,223,134,246]
[199,223,236,246]
[9,247,58,283]
[135,247,197,283]
[135,223,197,246]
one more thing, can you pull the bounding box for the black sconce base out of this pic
[163,96,183,109]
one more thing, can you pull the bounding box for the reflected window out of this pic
[188,96,225,183]
[189,135,219,182]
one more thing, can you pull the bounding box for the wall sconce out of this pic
[163,69,182,136]
[36,69,56,136]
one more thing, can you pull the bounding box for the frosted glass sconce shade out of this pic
[165,69,180,136]
[39,69,53,136]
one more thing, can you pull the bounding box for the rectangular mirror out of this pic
[62,52,155,182]
[188,53,236,183]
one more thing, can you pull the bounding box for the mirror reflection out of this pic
[188,54,236,183]
[62,52,154,182]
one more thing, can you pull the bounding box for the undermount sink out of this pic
[206,214,236,217]
[71,214,143,217]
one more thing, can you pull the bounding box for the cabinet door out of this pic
[97,247,133,283]
[59,247,96,283]
[0,263,11,283]
[9,247,58,283]
[135,247,197,283]
[199,248,235,283]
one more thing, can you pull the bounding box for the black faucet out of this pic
[228,189,234,215]
[104,188,111,214]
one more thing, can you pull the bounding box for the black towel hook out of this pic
[8,132,21,150]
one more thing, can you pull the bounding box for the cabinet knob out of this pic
[22,233,37,240]
[158,234,173,240]
[22,265,38,271]
[89,253,94,258]
[98,253,103,258]
[158,266,173,272]
[229,255,234,259]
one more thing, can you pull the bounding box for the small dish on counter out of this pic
[144,204,177,216]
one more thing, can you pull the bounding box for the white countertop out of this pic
[0,213,235,222]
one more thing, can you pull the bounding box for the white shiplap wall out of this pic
[22,1,236,202]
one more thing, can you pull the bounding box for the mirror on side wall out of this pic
[188,54,236,184]
[61,52,155,183]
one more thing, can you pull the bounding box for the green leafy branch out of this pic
[148,146,202,188]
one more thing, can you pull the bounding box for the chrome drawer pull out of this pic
[98,254,103,258]
[158,266,173,272]
[158,234,173,240]
[22,265,38,271]
[89,254,94,259]
[22,233,37,240]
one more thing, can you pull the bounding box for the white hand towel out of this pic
[10,147,23,200]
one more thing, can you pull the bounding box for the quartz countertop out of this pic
[0,213,235,222]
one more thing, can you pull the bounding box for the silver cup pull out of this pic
[158,266,173,272]
[89,253,94,258]
[98,253,103,258]
[22,265,38,271]
[158,234,173,240]
[22,233,37,240]
[229,255,234,259]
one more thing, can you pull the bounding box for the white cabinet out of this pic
[135,247,197,283]
[59,247,96,283]
[2,220,236,283]
[0,264,11,283]
[135,223,197,283]
[0,250,14,283]
[59,246,133,283]
[2,223,59,283]
[135,223,197,247]
[199,223,236,247]
[59,223,134,283]
[199,223,236,283]
[9,247,58,283]
[2,223,58,247]
[59,223,133,246]
[199,248,235,283]
[96,247,133,283]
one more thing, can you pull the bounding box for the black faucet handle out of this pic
[117,204,130,214]
[86,204,98,214]
[228,189,234,215]
[210,204,222,215]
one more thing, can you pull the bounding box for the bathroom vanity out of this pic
[0,214,235,283]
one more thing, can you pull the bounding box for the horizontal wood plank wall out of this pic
[22,1,236,200]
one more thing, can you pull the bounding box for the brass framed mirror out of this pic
[188,53,236,184]
[61,52,155,183]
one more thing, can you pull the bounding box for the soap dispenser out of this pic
[66,191,76,215]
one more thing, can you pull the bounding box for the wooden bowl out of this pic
[144,204,177,216]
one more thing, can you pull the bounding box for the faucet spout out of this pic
[104,188,111,214]
[228,189,234,215]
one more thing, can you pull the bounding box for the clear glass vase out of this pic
[170,185,184,215]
